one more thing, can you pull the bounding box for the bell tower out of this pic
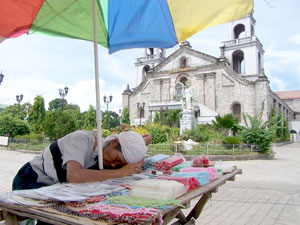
[221,12,265,81]
[134,48,166,87]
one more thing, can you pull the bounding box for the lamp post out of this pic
[137,102,145,126]
[0,72,4,86]
[16,94,23,118]
[119,109,122,127]
[103,94,113,112]
[59,86,69,111]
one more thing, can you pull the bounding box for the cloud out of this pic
[288,34,300,45]
[269,77,289,91]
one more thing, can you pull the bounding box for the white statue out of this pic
[183,82,194,110]
[24,103,30,120]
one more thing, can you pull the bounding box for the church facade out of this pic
[122,13,295,132]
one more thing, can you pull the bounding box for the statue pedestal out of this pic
[180,109,197,134]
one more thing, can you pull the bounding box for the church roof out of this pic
[275,90,300,100]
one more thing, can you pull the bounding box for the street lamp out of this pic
[137,102,145,126]
[103,94,113,112]
[119,109,122,127]
[59,86,69,111]
[16,94,23,118]
[0,71,4,86]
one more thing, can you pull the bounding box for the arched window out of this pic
[142,65,150,81]
[232,103,241,119]
[179,76,187,85]
[147,48,154,56]
[251,25,255,36]
[258,52,262,74]
[180,57,187,68]
[234,24,245,39]
[232,50,245,74]
[140,108,145,118]
[175,83,183,97]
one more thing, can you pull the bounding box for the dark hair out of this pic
[116,143,122,152]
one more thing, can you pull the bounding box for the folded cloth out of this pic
[156,176,199,191]
[172,171,210,186]
[171,161,192,172]
[180,167,216,181]
[143,154,170,170]
[130,179,187,200]
[155,156,184,171]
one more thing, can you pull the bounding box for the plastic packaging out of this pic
[172,171,210,186]
[156,176,199,191]
[179,167,216,181]
[130,179,188,200]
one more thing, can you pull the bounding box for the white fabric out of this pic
[118,131,147,164]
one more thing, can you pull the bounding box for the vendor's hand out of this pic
[142,134,152,145]
[118,159,143,176]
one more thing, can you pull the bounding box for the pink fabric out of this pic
[155,156,184,171]
[180,167,216,181]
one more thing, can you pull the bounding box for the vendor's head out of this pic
[100,131,147,168]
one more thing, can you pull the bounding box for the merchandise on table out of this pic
[180,167,217,181]
[130,179,188,200]
[171,161,192,172]
[156,176,199,191]
[192,155,210,167]
[108,195,184,209]
[143,154,170,170]
[155,156,184,171]
[55,202,163,225]
[173,171,210,186]
[214,161,235,173]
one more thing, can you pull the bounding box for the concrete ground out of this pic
[0,143,300,225]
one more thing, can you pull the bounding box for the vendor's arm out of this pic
[66,160,143,183]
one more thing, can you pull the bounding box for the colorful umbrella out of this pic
[0,0,253,168]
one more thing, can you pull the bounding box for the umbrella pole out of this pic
[92,0,103,169]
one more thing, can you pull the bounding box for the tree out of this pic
[64,104,80,111]
[122,107,130,124]
[163,109,182,127]
[153,111,160,124]
[48,98,67,111]
[102,111,120,129]
[213,113,239,135]
[43,110,78,140]
[276,111,284,139]
[27,95,46,133]
[283,120,290,141]
[0,103,27,119]
[83,105,96,131]
[0,115,30,137]
[239,102,279,153]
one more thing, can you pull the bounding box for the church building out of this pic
[122,12,297,136]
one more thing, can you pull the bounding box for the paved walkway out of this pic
[0,143,300,224]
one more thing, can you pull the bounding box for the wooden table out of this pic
[0,169,241,225]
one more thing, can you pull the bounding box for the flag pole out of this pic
[92,0,103,169]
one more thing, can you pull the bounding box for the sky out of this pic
[0,0,299,113]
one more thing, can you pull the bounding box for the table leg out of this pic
[186,192,211,221]
[2,211,19,225]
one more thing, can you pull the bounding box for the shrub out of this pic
[181,124,225,143]
[144,123,168,144]
[238,102,278,153]
[0,115,30,137]
[15,133,45,141]
[223,136,242,144]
